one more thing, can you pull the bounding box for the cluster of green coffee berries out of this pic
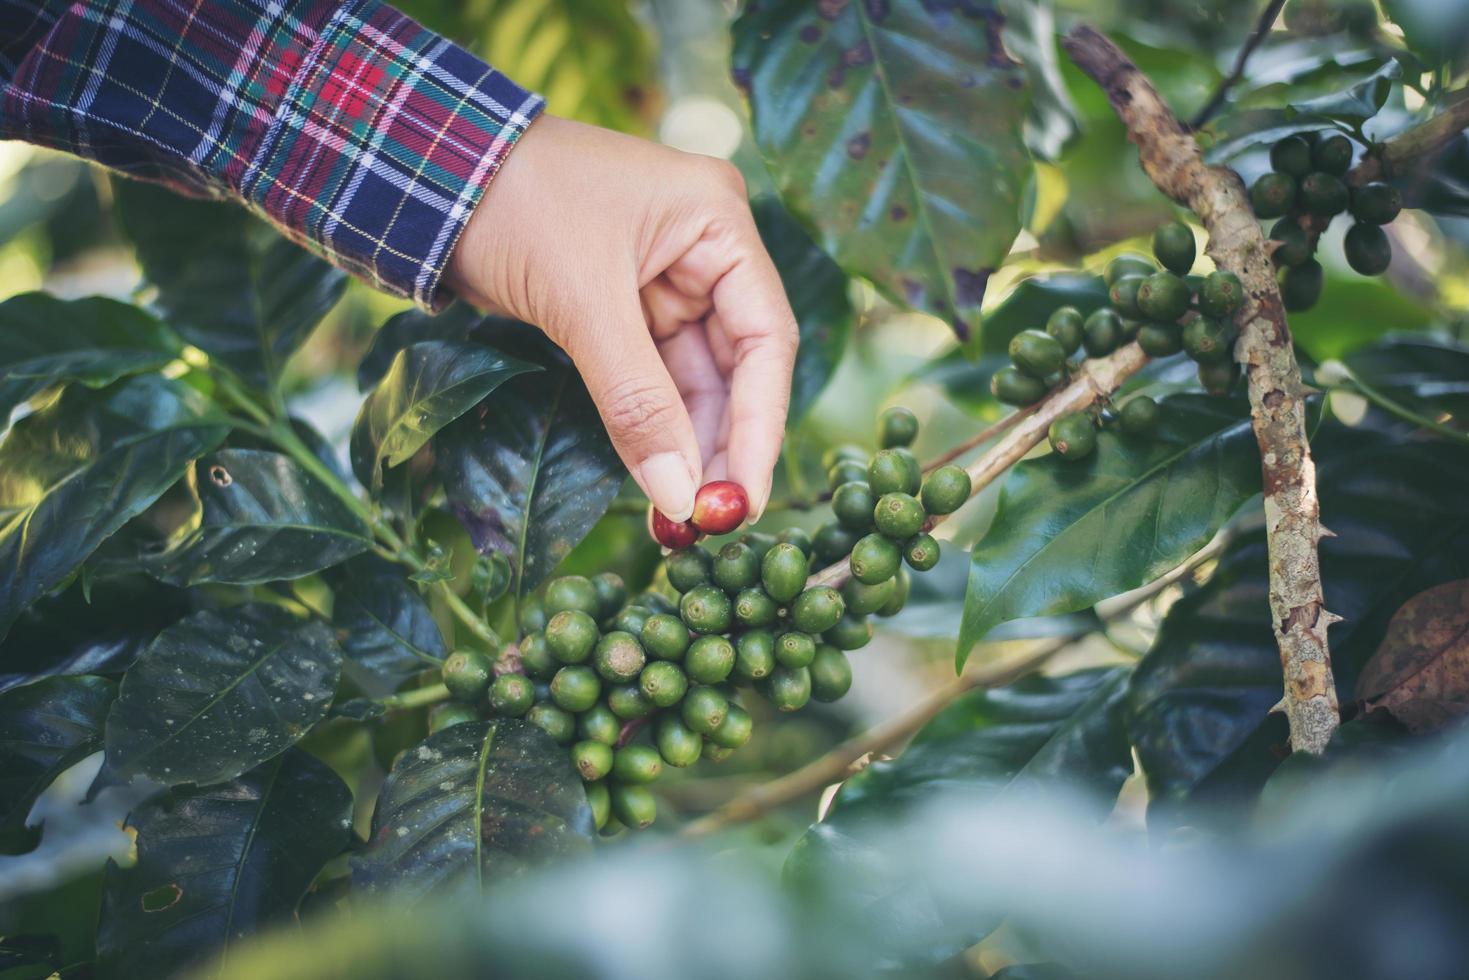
[431,406,971,834]
[1250,130,1402,311]
[992,221,1246,462]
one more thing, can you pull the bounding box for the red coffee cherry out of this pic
[691,481,749,535]
[648,505,700,549]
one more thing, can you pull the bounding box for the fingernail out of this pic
[749,475,774,523]
[638,452,697,523]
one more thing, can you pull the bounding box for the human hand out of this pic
[445,114,799,523]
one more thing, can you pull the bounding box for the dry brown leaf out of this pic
[1357,579,1469,733]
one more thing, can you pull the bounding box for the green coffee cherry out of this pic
[594,631,647,684]
[1152,221,1196,275]
[686,635,736,684]
[1049,413,1098,460]
[763,666,812,712]
[823,612,873,651]
[610,783,656,830]
[708,703,753,749]
[810,645,854,702]
[1009,329,1067,380]
[1251,172,1297,218]
[1198,360,1240,396]
[545,575,599,616]
[1137,322,1183,357]
[1199,270,1244,317]
[1117,395,1160,437]
[613,745,663,785]
[442,649,493,702]
[586,781,611,830]
[843,576,896,616]
[572,740,614,782]
[1268,218,1312,268]
[868,448,922,496]
[991,366,1048,406]
[578,703,621,745]
[878,567,911,617]
[777,526,814,555]
[527,703,575,744]
[792,586,845,634]
[518,595,548,634]
[607,682,656,719]
[713,541,761,593]
[1105,253,1155,286]
[591,573,627,619]
[1312,133,1353,175]
[1281,259,1324,312]
[1108,275,1145,318]
[680,583,732,634]
[681,685,729,735]
[639,660,689,707]
[776,631,817,669]
[734,587,778,628]
[1344,222,1392,275]
[610,605,650,637]
[702,742,735,763]
[665,548,712,593]
[1300,172,1349,217]
[921,465,971,515]
[519,631,557,680]
[1351,181,1401,225]
[878,406,920,448]
[832,480,877,531]
[655,715,704,767]
[550,666,601,713]
[874,492,926,540]
[850,533,900,585]
[734,629,777,682]
[1046,306,1085,355]
[761,542,809,603]
[488,674,534,716]
[813,521,861,565]
[1136,271,1191,321]
[428,702,479,733]
[545,610,598,664]
[1183,316,1236,364]
[1270,134,1313,177]
[641,613,690,661]
[822,443,868,471]
[904,533,941,572]
[827,459,868,490]
[1083,308,1123,357]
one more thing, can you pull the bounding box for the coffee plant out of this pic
[4,1,1469,978]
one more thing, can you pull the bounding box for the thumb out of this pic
[562,293,704,522]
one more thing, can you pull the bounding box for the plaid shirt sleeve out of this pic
[1,0,544,309]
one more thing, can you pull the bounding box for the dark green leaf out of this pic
[785,667,1132,960]
[1341,334,1469,419]
[0,375,229,641]
[958,395,1260,669]
[352,719,593,901]
[0,675,115,837]
[1000,0,1078,160]
[0,293,181,420]
[103,604,342,787]
[751,197,853,421]
[330,556,447,697]
[143,449,371,586]
[350,340,539,494]
[435,324,624,596]
[1286,59,1400,125]
[114,180,346,389]
[357,304,480,392]
[96,748,351,980]
[732,0,1033,340]
[1129,426,1469,829]
[1381,0,1469,67]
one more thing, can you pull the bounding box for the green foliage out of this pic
[0,676,114,840]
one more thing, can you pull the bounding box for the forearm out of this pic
[0,0,542,308]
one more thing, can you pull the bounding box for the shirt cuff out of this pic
[238,0,543,310]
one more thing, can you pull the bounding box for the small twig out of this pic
[804,344,1151,591]
[1064,24,1341,755]
[1349,88,1469,187]
[378,683,450,712]
[920,401,1036,471]
[1190,0,1288,129]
